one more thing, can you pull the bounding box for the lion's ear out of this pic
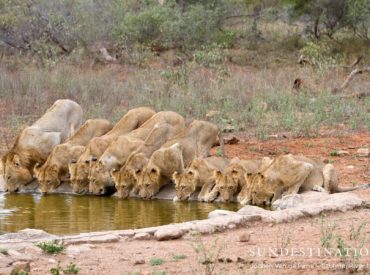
[34,163,41,175]
[172,171,180,182]
[213,170,222,181]
[149,168,159,181]
[111,168,119,178]
[13,155,21,165]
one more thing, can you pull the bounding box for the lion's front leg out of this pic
[198,181,215,201]
[203,186,219,202]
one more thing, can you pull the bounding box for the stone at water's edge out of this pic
[238,191,365,223]
[0,229,57,242]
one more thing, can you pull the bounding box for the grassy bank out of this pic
[0,60,369,153]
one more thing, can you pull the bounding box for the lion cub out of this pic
[244,154,370,206]
[205,158,263,203]
[173,156,229,201]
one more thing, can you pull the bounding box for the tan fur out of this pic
[112,121,185,199]
[89,111,185,195]
[34,119,111,193]
[69,107,155,194]
[173,156,229,201]
[205,158,262,203]
[137,120,220,199]
[244,154,370,206]
[138,143,184,199]
[2,99,83,192]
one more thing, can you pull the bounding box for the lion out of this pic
[137,143,185,199]
[69,107,155,194]
[112,122,185,199]
[2,99,83,192]
[204,158,262,203]
[34,119,112,193]
[89,111,185,195]
[172,156,229,201]
[137,120,220,199]
[243,154,370,206]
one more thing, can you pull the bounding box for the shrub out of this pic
[36,240,64,254]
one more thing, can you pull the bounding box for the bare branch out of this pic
[332,67,370,94]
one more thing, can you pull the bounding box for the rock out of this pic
[23,245,43,256]
[64,234,119,245]
[347,165,355,169]
[218,257,233,263]
[0,255,13,268]
[208,210,237,219]
[224,136,240,145]
[0,228,56,242]
[335,150,350,156]
[154,227,184,241]
[48,258,57,264]
[118,230,135,238]
[223,124,235,133]
[66,244,94,255]
[133,233,152,241]
[238,232,250,242]
[133,258,145,265]
[357,148,369,157]
[11,261,30,273]
[272,194,304,210]
[191,223,216,234]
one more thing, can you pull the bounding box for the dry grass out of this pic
[0,59,369,154]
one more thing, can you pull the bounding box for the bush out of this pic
[36,240,65,254]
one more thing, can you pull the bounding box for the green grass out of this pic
[172,254,187,261]
[64,262,80,274]
[0,248,8,255]
[36,240,64,254]
[150,257,165,266]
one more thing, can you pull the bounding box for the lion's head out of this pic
[239,172,274,206]
[88,158,114,195]
[2,153,34,192]
[34,163,61,193]
[137,164,164,200]
[213,163,245,203]
[69,159,91,194]
[173,169,198,201]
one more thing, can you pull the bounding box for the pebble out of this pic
[238,232,251,242]
[357,148,369,157]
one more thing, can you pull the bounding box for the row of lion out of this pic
[2,100,369,205]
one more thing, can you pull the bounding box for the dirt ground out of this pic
[21,133,370,275]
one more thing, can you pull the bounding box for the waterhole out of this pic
[0,193,240,235]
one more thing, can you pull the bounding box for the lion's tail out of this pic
[334,183,370,193]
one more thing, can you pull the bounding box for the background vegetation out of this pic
[0,0,369,152]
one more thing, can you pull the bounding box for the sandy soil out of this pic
[19,133,369,275]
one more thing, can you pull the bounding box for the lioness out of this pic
[89,111,185,195]
[173,156,229,201]
[2,99,83,192]
[137,120,220,199]
[34,119,112,193]
[204,158,262,203]
[112,122,184,199]
[69,107,155,194]
[245,154,370,206]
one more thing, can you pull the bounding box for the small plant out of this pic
[64,262,80,274]
[50,262,62,275]
[275,226,291,253]
[320,216,337,249]
[0,248,8,255]
[150,257,165,266]
[320,217,368,272]
[37,240,64,254]
[172,254,187,261]
[190,232,226,275]
[330,150,340,157]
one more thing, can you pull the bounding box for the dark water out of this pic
[0,193,240,235]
